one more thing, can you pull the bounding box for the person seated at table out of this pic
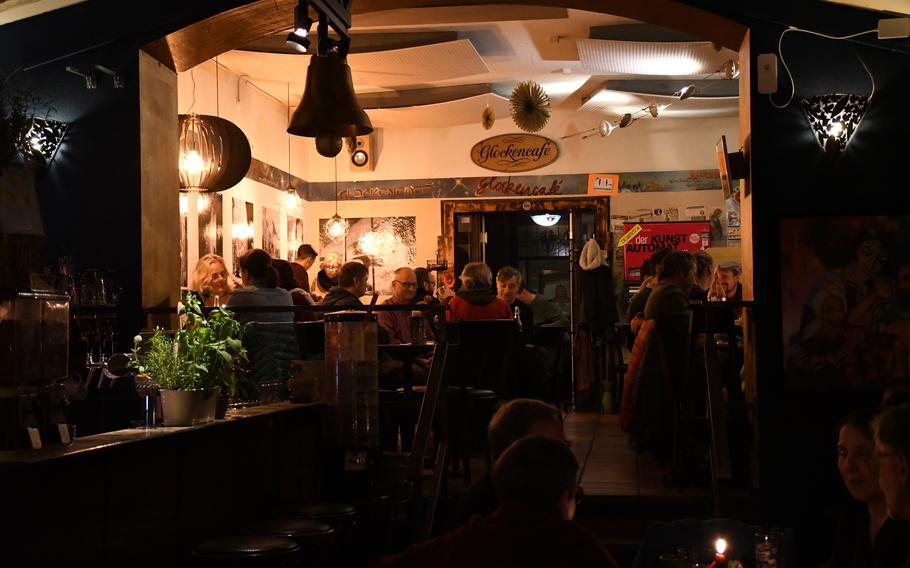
[378,267,421,344]
[691,250,715,301]
[379,435,620,568]
[715,260,743,302]
[291,243,317,295]
[413,267,438,304]
[227,249,293,325]
[190,253,234,305]
[272,259,315,322]
[321,261,369,308]
[447,262,512,322]
[497,266,533,333]
[312,251,342,298]
[823,409,910,568]
[516,285,569,329]
[628,248,672,329]
[452,398,567,528]
[874,404,910,532]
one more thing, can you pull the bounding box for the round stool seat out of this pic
[247,518,336,541]
[287,502,356,524]
[192,535,300,567]
[466,388,497,399]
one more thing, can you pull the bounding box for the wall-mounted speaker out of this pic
[346,134,375,171]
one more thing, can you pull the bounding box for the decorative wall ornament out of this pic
[801,94,870,156]
[509,80,550,133]
[17,117,67,168]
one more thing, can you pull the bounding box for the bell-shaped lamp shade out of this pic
[287,54,373,141]
[178,114,251,192]
[801,94,869,156]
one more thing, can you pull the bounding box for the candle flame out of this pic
[715,538,727,554]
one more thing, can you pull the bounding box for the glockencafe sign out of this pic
[470,133,559,173]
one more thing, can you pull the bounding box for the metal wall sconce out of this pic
[17,117,68,167]
[801,94,870,156]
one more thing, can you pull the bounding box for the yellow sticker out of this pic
[617,224,643,248]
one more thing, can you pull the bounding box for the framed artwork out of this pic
[261,206,280,259]
[198,193,223,257]
[781,216,910,388]
[287,216,304,262]
[232,198,254,277]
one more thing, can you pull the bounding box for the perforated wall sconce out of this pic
[18,117,68,167]
[801,94,870,156]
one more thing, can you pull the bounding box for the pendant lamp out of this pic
[323,156,348,241]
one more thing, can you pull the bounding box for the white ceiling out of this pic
[215,6,739,129]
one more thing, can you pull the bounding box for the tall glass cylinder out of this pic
[324,311,379,450]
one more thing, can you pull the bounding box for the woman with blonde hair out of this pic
[313,251,343,297]
[191,253,234,305]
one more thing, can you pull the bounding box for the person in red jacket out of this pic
[447,262,512,322]
[377,435,620,568]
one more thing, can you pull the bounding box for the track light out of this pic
[675,84,696,100]
[721,60,739,80]
[619,113,633,128]
[286,1,313,52]
[286,32,311,53]
[598,120,615,137]
[648,103,660,118]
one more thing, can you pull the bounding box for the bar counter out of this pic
[0,402,325,567]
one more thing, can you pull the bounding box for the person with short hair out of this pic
[227,249,293,324]
[497,266,533,332]
[313,252,343,297]
[627,248,673,322]
[824,409,910,568]
[273,258,315,322]
[692,250,715,299]
[378,267,420,344]
[715,260,743,302]
[447,262,512,322]
[874,404,910,524]
[453,399,566,526]
[190,253,234,305]
[321,261,369,308]
[379,436,620,568]
[292,244,317,295]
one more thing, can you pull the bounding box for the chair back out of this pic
[450,319,519,396]
[242,322,302,387]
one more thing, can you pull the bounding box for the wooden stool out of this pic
[191,535,300,568]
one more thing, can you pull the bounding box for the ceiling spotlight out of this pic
[675,85,696,100]
[721,60,740,80]
[286,32,311,53]
[648,103,660,118]
[598,120,615,137]
[293,1,313,38]
[619,113,633,128]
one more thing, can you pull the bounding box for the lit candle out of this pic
[709,538,727,567]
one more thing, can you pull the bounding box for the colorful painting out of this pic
[232,198,254,277]
[618,170,721,192]
[198,193,223,257]
[319,216,416,295]
[261,206,281,260]
[781,216,910,389]
[287,216,304,262]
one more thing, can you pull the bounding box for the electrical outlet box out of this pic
[878,17,910,39]
[757,53,778,95]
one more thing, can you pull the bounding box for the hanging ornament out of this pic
[482,105,495,130]
[509,80,551,132]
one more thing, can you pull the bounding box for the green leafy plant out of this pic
[1,75,39,170]
[132,294,247,395]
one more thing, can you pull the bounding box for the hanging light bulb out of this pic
[323,155,348,242]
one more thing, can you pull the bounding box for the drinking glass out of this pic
[754,528,781,568]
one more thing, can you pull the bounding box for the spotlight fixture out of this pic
[531,213,561,227]
[721,60,740,80]
[647,103,660,118]
[293,1,313,38]
[619,113,633,128]
[598,120,615,137]
[286,32,311,53]
[675,84,696,100]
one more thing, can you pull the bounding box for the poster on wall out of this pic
[621,221,711,281]
[198,194,223,257]
[726,186,741,244]
[232,198,254,277]
[261,207,281,259]
[780,216,910,389]
[319,216,417,295]
[287,216,304,262]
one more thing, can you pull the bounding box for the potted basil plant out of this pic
[132,294,246,425]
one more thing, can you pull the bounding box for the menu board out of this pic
[622,221,711,281]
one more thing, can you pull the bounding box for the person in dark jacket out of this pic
[321,261,369,308]
[379,436,620,568]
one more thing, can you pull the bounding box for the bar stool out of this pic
[284,503,357,567]
[246,518,335,567]
[191,535,300,568]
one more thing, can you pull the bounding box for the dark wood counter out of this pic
[0,402,325,567]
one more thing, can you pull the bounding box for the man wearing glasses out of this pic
[378,267,420,344]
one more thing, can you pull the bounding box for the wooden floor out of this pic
[565,411,708,501]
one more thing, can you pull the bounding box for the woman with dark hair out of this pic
[226,249,293,324]
[823,409,910,568]
[272,259,315,322]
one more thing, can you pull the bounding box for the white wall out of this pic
[180,58,739,286]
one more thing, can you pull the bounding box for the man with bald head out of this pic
[378,267,420,344]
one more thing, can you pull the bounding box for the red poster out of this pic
[622,221,711,281]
